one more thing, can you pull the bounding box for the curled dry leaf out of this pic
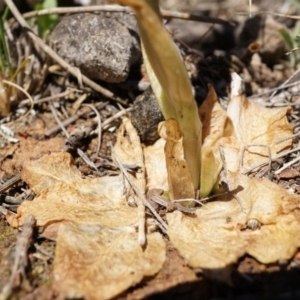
[166,78,297,281]
[198,84,234,196]
[144,80,293,282]
[6,118,166,299]
[167,174,300,281]
[158,119,195,202]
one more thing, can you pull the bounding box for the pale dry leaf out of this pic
[113,117,147,245]
[54,222,166,300]
[114,117,146,195]
[198,84,234,196]
[144,137,168,191]
[7,153,139,228]
[158,119,195,201]
[6,129,166,299]
[227,93,292,172]
[167,173,300,280]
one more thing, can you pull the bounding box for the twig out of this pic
[49,103,69,137]
[249,81,300,100]
[237,10,300,20]
[19,89,75,106]
[161,9,235,26]
[0,173,21,193]
[274,155,300,175]
[243,145,300,175]
[111,145,168,235]
[33,243,54,260]
[5,0,127,105]
[49,103,101,174]
[22,5,234,27]
[101,107,132,130]
[76,148,102,175]
[240,144,272,175]
[2,79,34,125]
[148,191,198,214]
[270,67,300,99]
[82,104,102,155]
[22,4,131,18]
[0,215,36,300]
[45,101,107,136]
[275,132,300,145]
[5,189,32,204]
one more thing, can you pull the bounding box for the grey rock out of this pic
[50,12,141,83]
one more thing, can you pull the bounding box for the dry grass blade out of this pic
[2,79,34,123]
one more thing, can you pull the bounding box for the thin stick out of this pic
[240,144,272,175]
[22,5,234,27]
[0,215,36,300]
[249,81,300,100]
[275,132,300,145]
[237,10,300,20]
[49,103,70,137]
[274,155,300,175]
[19,89,74,106]
[243,145,300,174]
[111,144,168,235]
[0,173,21,193]
[270,67,300,99]
[82,104,102,155]
[2,79,34,124]
[49,103,101,173]
[248,0,252,17]
[149,193,198,214]
[5,0,127,105]
[45,101,107,136]
[101,107,131,130]
[22,4,130,18]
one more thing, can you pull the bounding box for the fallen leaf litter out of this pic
[2,0,300,299]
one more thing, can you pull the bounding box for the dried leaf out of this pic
[198,85,234,196]
[6,118,167,298]
[144,138,168,191]
[54,222,165,300]
[227,93,293,172]
[167,174,300,281]
[158,119,195,202]
[7,153,139,228]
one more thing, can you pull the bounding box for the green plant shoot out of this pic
[34,0,58,38]
[111,0,202,193]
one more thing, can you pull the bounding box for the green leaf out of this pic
[34,0,58,38]
[279,28,297,68]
